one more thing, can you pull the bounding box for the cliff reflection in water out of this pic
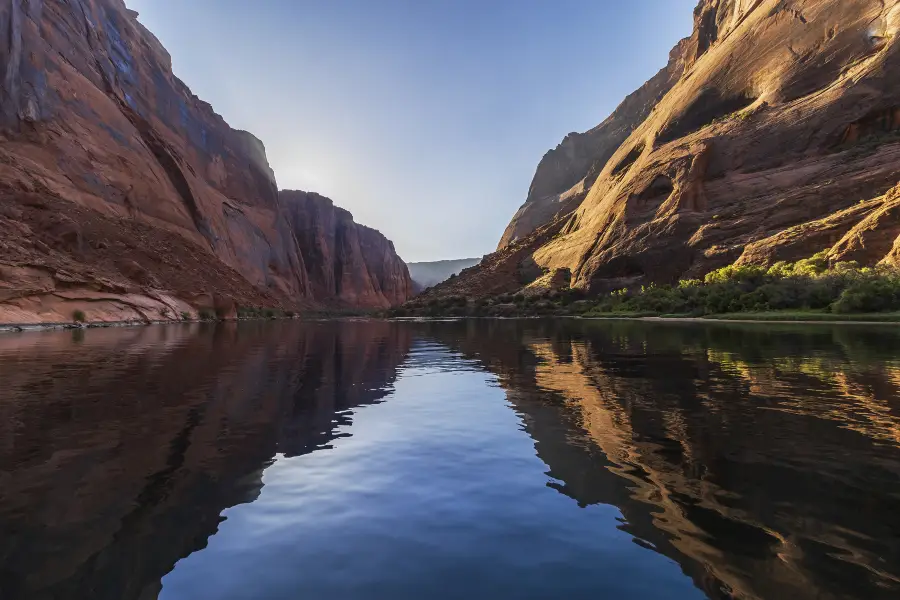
[424,320,900,599]
[1,320,899,600]
[0,322,413,600]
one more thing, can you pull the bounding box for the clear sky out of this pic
[127,0,696,262]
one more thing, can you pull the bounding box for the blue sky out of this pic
[127,0,696,262]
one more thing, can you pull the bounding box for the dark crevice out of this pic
[1,0,24,124]
[592,255,646,280]
[641,175,675,199]
[88,23,216,249]
[611,143,645,176]
[626,175,674,226]
[831,106,900,150]
[333,222,346,296]
[657,88,756,145]
[695,4,719,58]
[115,99,215,246]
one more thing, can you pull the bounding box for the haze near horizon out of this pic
[127,0,696,262]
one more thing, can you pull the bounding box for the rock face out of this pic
[498,41,690,250]
[0,0,410,322]
[491,0,900,293]
[281,191,412,309]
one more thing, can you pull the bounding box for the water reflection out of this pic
[1,320,899,599]
[423,320,900,599]
[0,322,412,600]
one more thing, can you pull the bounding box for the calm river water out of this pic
[1,319,899,599]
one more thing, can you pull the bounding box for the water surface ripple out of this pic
[1,320,899,599]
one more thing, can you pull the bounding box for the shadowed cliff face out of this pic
[422,320,900,600]
[0,0,411,322]
[280,191,412,309]
[486,0,900,293]
[0,321,412,600]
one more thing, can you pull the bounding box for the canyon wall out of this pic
[0,0,410,323]
[498,39,690,250]
[281,191,412,309]
[473,0,900,297]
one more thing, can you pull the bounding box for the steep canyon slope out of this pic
[452,0,900,298]
[0,0,410,323]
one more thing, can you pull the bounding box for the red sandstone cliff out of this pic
[474,0,900,297]
[0,0,410,323]
[281,191,412,309]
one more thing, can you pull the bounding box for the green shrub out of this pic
[72,310,86,323]
[181,311,191,321]
[832,276,900,314]
[586,254,900,317]
[198,309,215,321]
[703,264,767,285]
[402,255,900,318]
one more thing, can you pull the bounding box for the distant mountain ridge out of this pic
[407,258,482,290]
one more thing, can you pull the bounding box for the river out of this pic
[1,319,898,599]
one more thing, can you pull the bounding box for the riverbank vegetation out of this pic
[586,254,900,317]
[393,254,900,321]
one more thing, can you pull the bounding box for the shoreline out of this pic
[4,313,899,335]
[0,317,295,334]
[0,319,203,334]
[578,315,900,326]
[0,313,383,334]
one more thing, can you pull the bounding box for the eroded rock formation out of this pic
[0,0,410,323]
[498,39,690,250]
[473,0,900,297]
[281,191,412,308]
